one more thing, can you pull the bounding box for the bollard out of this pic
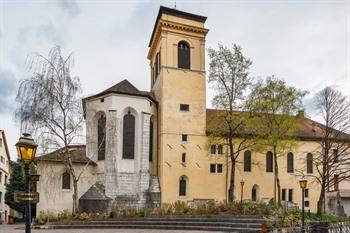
[261,223,269,233]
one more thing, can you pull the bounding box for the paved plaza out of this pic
[0,224,224,233]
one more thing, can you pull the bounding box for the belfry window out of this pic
[123,112,135,159]
[178,41,190,69]
[97,114,106,160]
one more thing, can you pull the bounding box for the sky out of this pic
[0,0,349,160]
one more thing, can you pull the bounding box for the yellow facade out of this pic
[147,7,325,213]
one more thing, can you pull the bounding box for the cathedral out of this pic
[35,6,350,215]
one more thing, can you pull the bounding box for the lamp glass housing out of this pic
[16,133,37,164]
[299,177,308,189]
[240,179,245,187]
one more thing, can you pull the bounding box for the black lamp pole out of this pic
[24,164,31,233]
[301,187,305,233]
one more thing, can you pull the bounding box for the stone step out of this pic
[54,220,262,228]
[47,224,261,232]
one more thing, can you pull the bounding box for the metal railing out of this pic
[269,222,350,233]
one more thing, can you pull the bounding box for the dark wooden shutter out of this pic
[97,115,106,160]
[282,189,286,201]
[149,121,153,162]
[307,153,313,173]
[62,171,71,189]
[288,189,293,202]
[210,164,216,173]
[287,152,294,173]
[251,187,257,201]
[266,151,273,172]
[178,41,190,69]
[122,114,135,159]
[217,164,223,173]
[179,177,186,196]
[244,150,251,172]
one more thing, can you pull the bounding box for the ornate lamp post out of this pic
[16,133,37,233]
[240,179,245,204]
[299,176,308,233]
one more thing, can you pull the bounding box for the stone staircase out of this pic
[45,215,265,232]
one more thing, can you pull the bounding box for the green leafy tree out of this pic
[246,76,307,206]
[207,44,255,202]
[5,161,25,214]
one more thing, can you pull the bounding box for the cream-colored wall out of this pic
[36,162,97,214]
[0,132,10,222]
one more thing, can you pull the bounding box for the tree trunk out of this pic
[317,183,326,214]
[273,146,281,207]
[72,179,79,215]
[228,131,235,202]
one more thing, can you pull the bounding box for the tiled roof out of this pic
[82,79,156,103]
[35,145,96,165]
[206,109,350,141]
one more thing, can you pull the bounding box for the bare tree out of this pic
[207,44,255,202]
[15,46,85,214]
[308,87,350,214]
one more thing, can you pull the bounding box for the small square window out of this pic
[182,134,188,142]
[180,104,189,111]
[217,164,223,173]
[305,201,310,207]
[100,98,104,103]
[210,164,216,173]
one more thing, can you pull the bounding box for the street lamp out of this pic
[240,179,245,204]
[299,176,308,233]
[16,133,37,233]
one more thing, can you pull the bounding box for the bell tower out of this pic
[148,6,209,203]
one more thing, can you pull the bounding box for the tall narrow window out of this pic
[178,41,190,69]
[282,189,286,201]
[182,153,186,163]
[210,145,216,154]
[123,113,135,159]
[307,153,313,174]
[217,145,223,154]
[266,151,273,172]
[97,114,106,160]
[333,149,339,163]
[287,152,294,173]
[244,150,252,172]
[179,176,187,196]
[288,189,293,202]
[62,171,71,189]
[334,175,339,191]
[149,121,153,162]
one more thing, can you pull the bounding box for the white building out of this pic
[0,130,10,223]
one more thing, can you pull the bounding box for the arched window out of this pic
[178,41,190,69]
[97,114,106,160]
[307,153,313,173]
[149,121,153,162]
[62,171,71,190]
[251,185,259,201]
[244,150,252,172]
[122,112,135,159]
[287,152,294,173]
[179,176,187,196]
[266,151,273,172]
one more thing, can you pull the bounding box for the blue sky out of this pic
[0,0,349,159]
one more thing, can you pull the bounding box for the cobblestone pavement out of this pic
[0,224,225,233]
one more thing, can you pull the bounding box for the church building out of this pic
[35,6,350,215]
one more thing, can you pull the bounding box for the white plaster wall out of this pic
[85,93,157,197]
[36,162,97,214]
[0,132,10,222]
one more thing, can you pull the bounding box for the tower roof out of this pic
[149,6,207,47]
